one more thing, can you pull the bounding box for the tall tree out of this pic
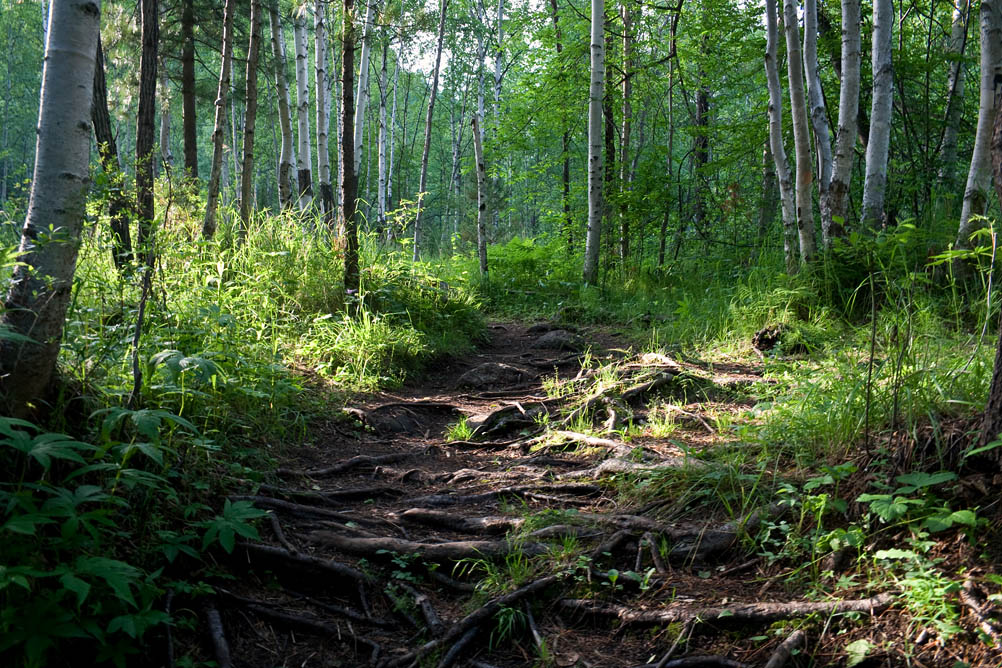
[315,0,334,220]
[294,7,314,209]
[764,0,797,273]
[136,0,159,265]
[546,0,571,247]
[411,0,449,261]
[0,0,101,417]
[956,0,1002,251]
[340,0,360,296]
[826,0,860,241]
[202,0,236,238]
[270,3,297,210]
[239,0,263,232]
[860,0,893,226]
[472,112,488,276]
[939,0,970,193]
[803,0,831,246]
[377,40,389,229]
[582,0,604,284]
[181,0,198,178]
[782,0,816,263]
[159,62,172,170]
[353,0,377,176]
[619,0,633,261]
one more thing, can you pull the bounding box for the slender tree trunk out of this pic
[353,0,377,175]
[782,0,816,263]
[159,62,172,172]
[315,0,334,222]
[939,0,970,192]
[377,40,389,230]
[473,112,488,276]
[271,5,297,210]
[239,0,262,234]
[692,64,709,234]
[957,0,1002,250]
[387,53,399,219]
[827,0,860,241]
[547,0,571,249]
[412,0,449,261]
[804,0,831,246]
[92,35,133,268]
[582,0,604,284]
[294,10,314,209]
[765,0,798,273]
[202,0,236,238]
[0,0,100,417]
[619,1,632,261]
[861,0,894,227]
[340,0,360,296]
[136,0,158,265]
[181,0,197,178]
[758,141,779,248]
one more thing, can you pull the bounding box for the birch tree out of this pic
[294,7,314,209]
[782,0,816,263]
[764,0,797,273]
[0,0,101,417]
[354,0,378,176]
[340,0,360,295]
[582,0,604,284]
[619,0,633,261]
[239,0,263,232]
[315,0,334,220]
[860,0,893,226]
[270,4,297,210]
[377,40,389,229]
[202,0,236,238]
[939,0,970,192]
[827,0,860,241]
[803,0,831,246]
[956,0,1002,251]
[473,112,488,276]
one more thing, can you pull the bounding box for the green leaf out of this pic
[845,639,872,667]
[60,573,92,607]
[894,471,956,489]
[949,509,977,527]
[2,513,54,535]
[74,556,141,608]
[108,614,138,638]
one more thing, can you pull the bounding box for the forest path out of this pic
[213,322,890,668]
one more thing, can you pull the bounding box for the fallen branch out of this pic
[307,532,547,561]
[558,592,894,628]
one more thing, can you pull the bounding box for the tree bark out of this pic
[827,0,860,241]
[582,0,604,284]
[340,0,361,296]
[315,0,334,222]
[159,62,172,171]
[956,0,1001,250]
[980,56,1002,450]
[136,0,158,265]
[0,0,101,417]
[782,0,816,263]
[412,0,449,261]
[294,9,314,209]
[181,0,198,179]
[619,1,633,262]
[472,113,488,276]
[764,0,798,273]
[377,40,389,230]
[803,0,832,247]
[92,34,133,269]
[547,0,572,249]
[860,0,893,227]
[270,5,297,210]
[757,141,778,249]
[353,0,377,176]
[939,0,971,193]
[201,0,236,238]
[238,0,262,234]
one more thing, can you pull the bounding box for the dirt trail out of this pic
[211,323,891,668]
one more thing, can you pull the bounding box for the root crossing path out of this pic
[211,322,890,668]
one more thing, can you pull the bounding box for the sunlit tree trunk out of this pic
[803,0,831,246]
[1,0,100,417]
[473,112,488,276]
[270,5,297,210]
[136,0,158,265]
[547,0,571,248]
[861,0,893,226]
[340,0,360,295]
[582,0,604,284]
[159,62,172,172]
[181,0,197,178]
[387,52,399,219]
[619,0,633,261]
[354,0,377,176]
[765,0,797,273]
[782,0,816,263]
[494,0,504,130]
[315,0,334,222]
[202,0,236,238]
[294,9,314,209]
[957,0,1002,250]
[377,40,389,230]
[828,0,860,241]
[239,0,262,234]
[412,0,449,261]
[939,0,970,193]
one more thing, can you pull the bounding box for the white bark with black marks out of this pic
[764,0,797,273]
[582,0,604,284]
[861,0,893,226]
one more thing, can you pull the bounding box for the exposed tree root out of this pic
[307,531,547,561]
[237,542,373,584]
[436,625,479,668]
[632,656,749,668]
[395,508,523,534]
[763,628,805,668]
[557,592,895,628]
[405,482,601,508]
[204,601,232,668]
[277,452,420,478]
[239,600,382,662]
[399,584,445,637]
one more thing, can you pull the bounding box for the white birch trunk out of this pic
[803,0,831,246]
[957,0,1002,249]
[619,1,632,261]
[782,0,816,263]
[472,112,488,276]
[582,0,604,284]
[765,0,798,273]
[377,40,388,229]
[387,51,399,216]
[939,0,970,190]
[493,0,504,130]
[270,5,297,210]
[238,0,262,231]
[202,0,236,237]
[354,0,377,175]
[828,0,860,240]
[860,0,894,226]
[294,9,313,209]
[315,0,333,217]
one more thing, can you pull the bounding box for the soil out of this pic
[197,322,1002,668]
